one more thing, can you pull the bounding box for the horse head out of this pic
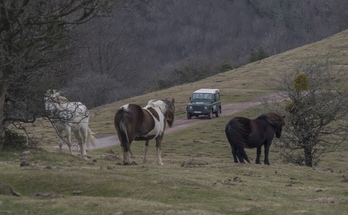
[265,112,286,138]
[164,98,175,127]
[45,89,58,99]
[45,89,69,104]
[44,89,71,119]
[274,125,283,138]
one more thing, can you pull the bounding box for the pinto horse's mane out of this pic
[146,99,174,116]
[146,99,167,110]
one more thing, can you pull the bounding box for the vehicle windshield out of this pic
[192,93,212,100]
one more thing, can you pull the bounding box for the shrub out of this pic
[292,73,309,91]
[4,129,28,149]
[249,47,269,63]
[219,62,233,72]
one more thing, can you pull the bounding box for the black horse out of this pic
[225,112,285,165]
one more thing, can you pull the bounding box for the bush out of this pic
[219,61,233,72]
[249,47,269,63]
[293,73,309,91]
[4,129,28,149]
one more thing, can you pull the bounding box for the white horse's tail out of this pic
[87,127,97,148]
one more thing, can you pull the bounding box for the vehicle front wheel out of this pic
[187,112,192,119]
[208,110,212,119]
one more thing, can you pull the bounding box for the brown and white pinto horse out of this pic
[114,98,175,165]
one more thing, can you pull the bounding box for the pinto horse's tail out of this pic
[225,117,251,163]
[114,107,130,152]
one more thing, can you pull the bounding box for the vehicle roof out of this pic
[193,89,220,94]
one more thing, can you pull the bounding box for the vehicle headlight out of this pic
[189,106,192,109]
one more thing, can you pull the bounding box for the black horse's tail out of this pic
[225,118,251,163]
[114,107,130,152]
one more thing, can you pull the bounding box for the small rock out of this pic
[324,168,334,173]
[341,176,348,182]
[73,190,83,195]
[22,151,31,155]
[20,161,31,167]
[106,149,115,154]
[233,177,242,182]
[32,192,64,198]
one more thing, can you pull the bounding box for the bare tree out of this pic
[272,58,348,167]
[0,0,112,149]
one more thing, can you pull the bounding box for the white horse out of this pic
[44,89,96,159]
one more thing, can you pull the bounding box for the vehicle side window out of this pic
[215,93,220,101]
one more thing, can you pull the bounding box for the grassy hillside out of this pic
[0,30,348,214]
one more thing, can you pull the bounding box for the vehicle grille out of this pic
[192,106,205,111]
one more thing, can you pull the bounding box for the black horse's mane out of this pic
[258,112,285,127]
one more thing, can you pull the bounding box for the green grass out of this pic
[1,141,348,214]
[1,30,348,214]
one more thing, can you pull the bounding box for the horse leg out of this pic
[155,136,164,166]
[256,146,262,164]
[57,130,63,152]
[74,130,86,159]
[129,146,135,158]
[143,140,149,164]
[80,127,89,159]
[231,145,239,163]
[236,149,245,163]
[264,144,271,165]
[64,126,72,154]
[121,146,132,165]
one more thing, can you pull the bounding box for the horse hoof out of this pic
[130,161,138,165]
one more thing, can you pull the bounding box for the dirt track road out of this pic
[93,93,286,150]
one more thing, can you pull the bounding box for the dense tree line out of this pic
[1,0,348,148]
[0,0,114,149]
[57,0,348,107]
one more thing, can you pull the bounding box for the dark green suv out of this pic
[186,89,221,119]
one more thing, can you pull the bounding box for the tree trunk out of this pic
[0,80,6,150]
[304,144,313,167]
[0,70,10,150]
